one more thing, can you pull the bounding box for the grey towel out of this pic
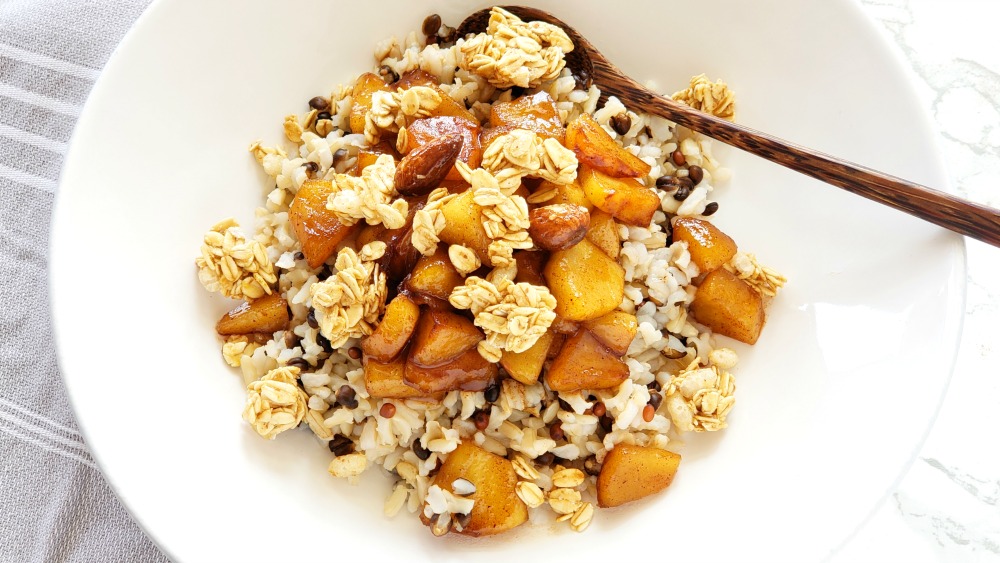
[0,0,167,561]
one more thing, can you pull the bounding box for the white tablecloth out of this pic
[1,0,997,561]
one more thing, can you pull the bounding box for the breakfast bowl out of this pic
[50,0,965,560]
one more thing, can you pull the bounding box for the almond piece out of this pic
[528,204,590,251]
[394,134,463,195]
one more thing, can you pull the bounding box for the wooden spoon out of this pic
[457,6,1000,247]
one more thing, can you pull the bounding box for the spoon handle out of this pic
[624,87,1000,247]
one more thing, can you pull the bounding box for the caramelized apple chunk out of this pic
[578,165,660,228]
[672,217,737,273]
[408,309,483,368]
[546,329,629,392]
[690,268,765,344]
[597,445,681,508]
[216,292,289,336]
[361,294,420,362]
[289,179,359,269]
[427,441,528,536]
[566,113,651,178]
[544,238,625,322]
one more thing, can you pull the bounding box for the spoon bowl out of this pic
[459,6,1000,247]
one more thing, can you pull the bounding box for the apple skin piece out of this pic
[597,444,681,508]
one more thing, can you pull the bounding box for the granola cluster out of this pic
[196,219,277,300]
[365,86,442,145]
[726,251,787,298]
[481,128,578,190]
[243,366,308,440]
[327,154,409,229]
[460,7,574,89]
[664,358,736,432]
[410,187,457,256]
[672,74,736,121]
[456,162,533,267]
[309,242,388,348]
[449,276,557,362]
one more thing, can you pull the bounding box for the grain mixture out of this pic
[196,7,784,537]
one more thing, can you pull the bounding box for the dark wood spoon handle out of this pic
[614,80,1000,246]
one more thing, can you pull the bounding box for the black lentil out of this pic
[688,165,704,185]
[648,391,663,409]
[286,357,310,370]
[598,414,614,433]
[702,202,720,216]
[673,184,692,201]
[655,175,683,191]
[336,385,358,409]
[328,435,354,456]
[647,380,662,392]
[412,440,431,461]
[332,148,348,163]
[308,96,329,111]
[294,251,305,261]
[610,113,631,136]
[535,452,556,466]
[316,111,331,122]
[583,456,601,476]
[484,381,501,403]
[307,309,319,329]
[304,161,319,174]
[422,13,442,36]
[316,333,334,353]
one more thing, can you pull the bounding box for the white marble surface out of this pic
[835,1,1000,561]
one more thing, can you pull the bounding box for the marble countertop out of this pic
[835,0,1000,560]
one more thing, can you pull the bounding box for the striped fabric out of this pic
[0,1,168,561]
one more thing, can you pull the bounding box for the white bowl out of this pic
[50,0,965,561]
